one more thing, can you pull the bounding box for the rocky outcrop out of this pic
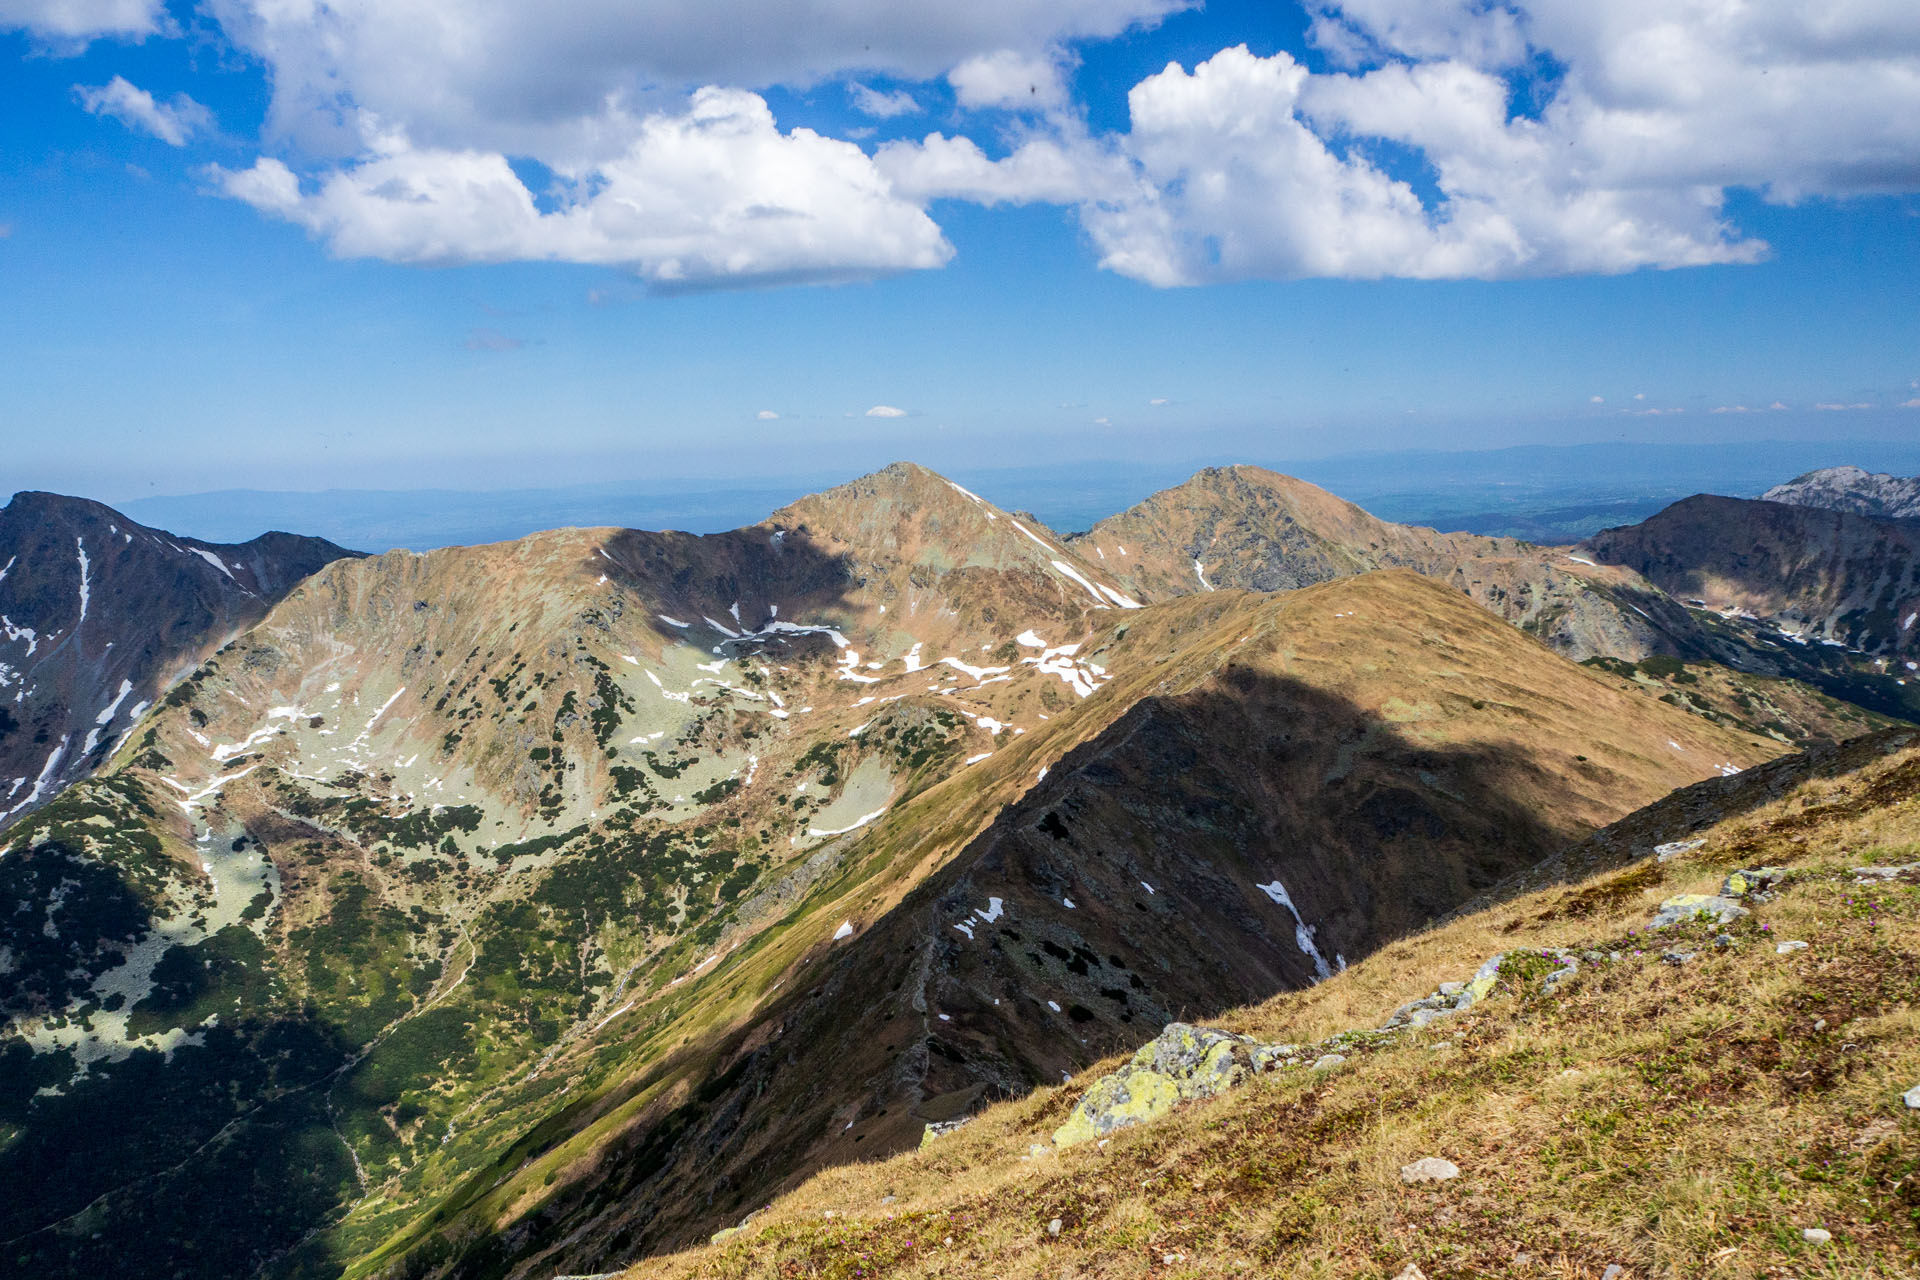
[1050,1023,1298,1147]
[1051,947,1580,1148]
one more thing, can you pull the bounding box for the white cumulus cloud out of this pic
[880,1,1920,284]
[75,76,209,145]
[756,409,780,419]
[211,89,952,288]
[949,49,1072,111]
[864,404,908,418]
[849,83,920,119]
[50,0,1920,288]
[1,0,166,43]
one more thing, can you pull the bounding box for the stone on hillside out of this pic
[1540,951,1580,990]
[1052,1022,1288,1147]
[1904,1084,1920,1110]
[1601,1266,1624,1280]
[1649,893,1748,930]
[1655,838,1706,861]
[1803,1227,1832,1244]
[1853,863,1920,883]
[1722,866,1787,898]
[1661,948,1697,966]
[1396,1264,1429,1279]
[1399,1156,1460,1184]
[1311,1053,1347,1071]
[920,1117,971,1147]
[1777,940,1809,954]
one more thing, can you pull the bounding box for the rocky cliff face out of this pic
[0,491,359,827]
[1761,465,1920,521]
[1067,465,1705,663]
[1582,494,1920,661]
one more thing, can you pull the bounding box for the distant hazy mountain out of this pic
[0,492,358,825]
[1761,465,1920,521]
[101,440,1920,552]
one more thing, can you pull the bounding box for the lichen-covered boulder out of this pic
[920,1117,971,1148]
[1052,1022,1287,1147]
[1649,893,1749,930]
[1722,866,1788,898]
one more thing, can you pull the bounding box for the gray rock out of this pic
[1852,863,1920,883]
[1904,1084,1920,1110]
[1721,866,1787,898]
[919,1117,971,1147]
[1399,1156,1460,1184]
[1648,894,1749,930]
[1655,838,1706,861]
[1395,1264,1429,1280]
[1777,940,1809,954]
[1047,1217,1061,1237]
[1803,1227,1832,1244]
[1052,1022,1289,1146]
[1310,1053,1346,1071]
[1712,934,1736,950]
[1661,949,1697,966]
[1540,951,1580,990]
[1601,1266,1625,1280]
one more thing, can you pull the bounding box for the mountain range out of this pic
[0,461,1915,1280]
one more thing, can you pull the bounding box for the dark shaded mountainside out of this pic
[0,490,361,824]
[0,462,1791,1280]
[625,726,1920,1280]
[1584,494,1920,673]
[1762,464,1920,521]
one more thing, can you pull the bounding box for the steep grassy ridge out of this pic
[348,573,1779,1280]
[628,727,1920,1280]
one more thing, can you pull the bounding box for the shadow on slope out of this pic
[411,667,1598,1280]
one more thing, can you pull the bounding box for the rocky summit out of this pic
[1763,465,1920,522]
[0,491,359,827]
[0,461,1915,1280]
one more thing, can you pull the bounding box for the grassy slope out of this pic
[630,727,1920,1280]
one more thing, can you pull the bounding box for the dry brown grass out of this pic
[624,741,1920,1280]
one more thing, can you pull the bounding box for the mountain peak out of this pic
[1760,464,1920,521]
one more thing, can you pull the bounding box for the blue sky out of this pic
[3,0,1918,503]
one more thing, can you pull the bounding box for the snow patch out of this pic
[188,546,237,580]
[1256,879,1333,981]
[75,538,90,621]
[808,808,888,837]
